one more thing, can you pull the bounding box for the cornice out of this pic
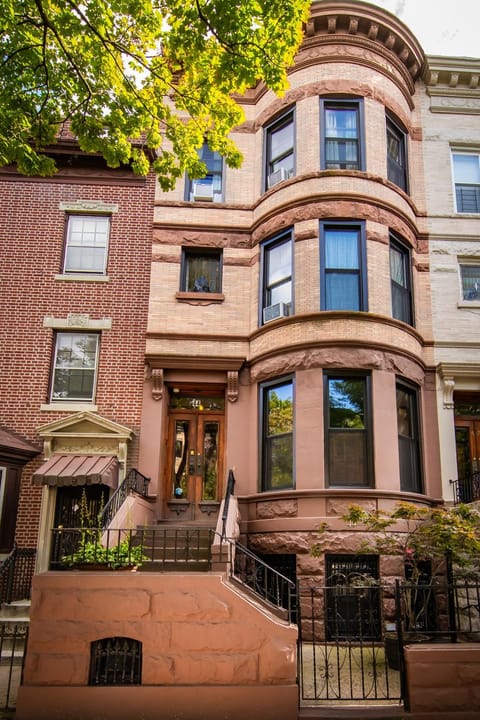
[423,55,480,113]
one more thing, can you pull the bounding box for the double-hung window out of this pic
[321,99,364,171]
[260,231,293,324]
[265,110,295,189]
[325,373,372,487]
[390,235,413,325]
[260,377,294,491]
[459,262,480,301]
[396,381,422,493]
[386,115,408,191]
[64,215,110,274]
[452,152,480,213]
[180,248,222,293]
[186,143,224,202]
[51,332,99,402]
[320,221,367,311]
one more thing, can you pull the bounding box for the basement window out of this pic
[89,637,142,685]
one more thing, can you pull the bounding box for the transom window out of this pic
[180,248,222,293]
[260,377,294,491]
[386,115,408,192]
[460,263,480,301]
[89,637,142,685]
[186,143,223,202]
[51,332,99,401]
[325,373,372,487]
[321,99,364,171]
[64,215,110,274]
[265,110,295,189]
[260,231,293,324]
[452,153,480,213]
[390,235,413,325]
[320,222,367,311]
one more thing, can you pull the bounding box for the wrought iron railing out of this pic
[451,472,480,505]
[0,621,29,710]
[50,526,214,570]
[231,541,295,621]
[99,468,150,531]
[221,468,235,539]
[0,547,36,605]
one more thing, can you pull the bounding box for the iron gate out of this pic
[0,621,28,711]
[298,583,404,706]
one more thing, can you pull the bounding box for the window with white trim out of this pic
[452,152,480,213]
[51,332,99,401]
[459,262,480,301]
[64,215,110,274]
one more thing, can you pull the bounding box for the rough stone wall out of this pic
[17,571,297,720]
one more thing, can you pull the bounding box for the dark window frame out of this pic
[259,375,295,492]
[324,371,373,488]
[320,98,365,171]
[264,109,295,191]
[259,230,294,325]
[396,379,423,494]
[459,262,480,301]
[319,220,368,311]
[180,247,223,294]
[390,233,414,325]
[185,142,224,202]
[386,114,408,192]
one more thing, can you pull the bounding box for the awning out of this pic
[32,455,119,489]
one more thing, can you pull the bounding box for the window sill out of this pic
[55,274,109,282]
[458,301,480,308]
[41,402,98,412]
[175,291,225,304]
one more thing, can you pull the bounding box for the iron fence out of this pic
[0,548,36,605]
[0,622,28,711]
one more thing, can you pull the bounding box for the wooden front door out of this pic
[166,390,225,520]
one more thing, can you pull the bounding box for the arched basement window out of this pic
[89,637,142,685]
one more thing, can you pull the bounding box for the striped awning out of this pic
[32,455,119,489]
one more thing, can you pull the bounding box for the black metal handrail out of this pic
[221,469,235,539]
[0,546,36,605]
[231,540,296,621]
[99,468,150,531]
[451,471,480,505]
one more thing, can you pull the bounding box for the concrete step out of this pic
[0,600,30,620]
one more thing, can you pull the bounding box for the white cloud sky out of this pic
[363,0,478,57]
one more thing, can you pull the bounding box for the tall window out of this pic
[260,378,294,491]
[321,99,364,170]
[386,116,408,191]
[186,143,223,202]
[390,235,413,325]
[459,262,480,301]
[320,222,367,311]
[180,248,222,293]
[64,215,110,274]
[260,231,293,323]
[265,110,295,189]
[325,373,372,487]
[452,153,480,213]
[396,381,422,493]
[51,332,99,402]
